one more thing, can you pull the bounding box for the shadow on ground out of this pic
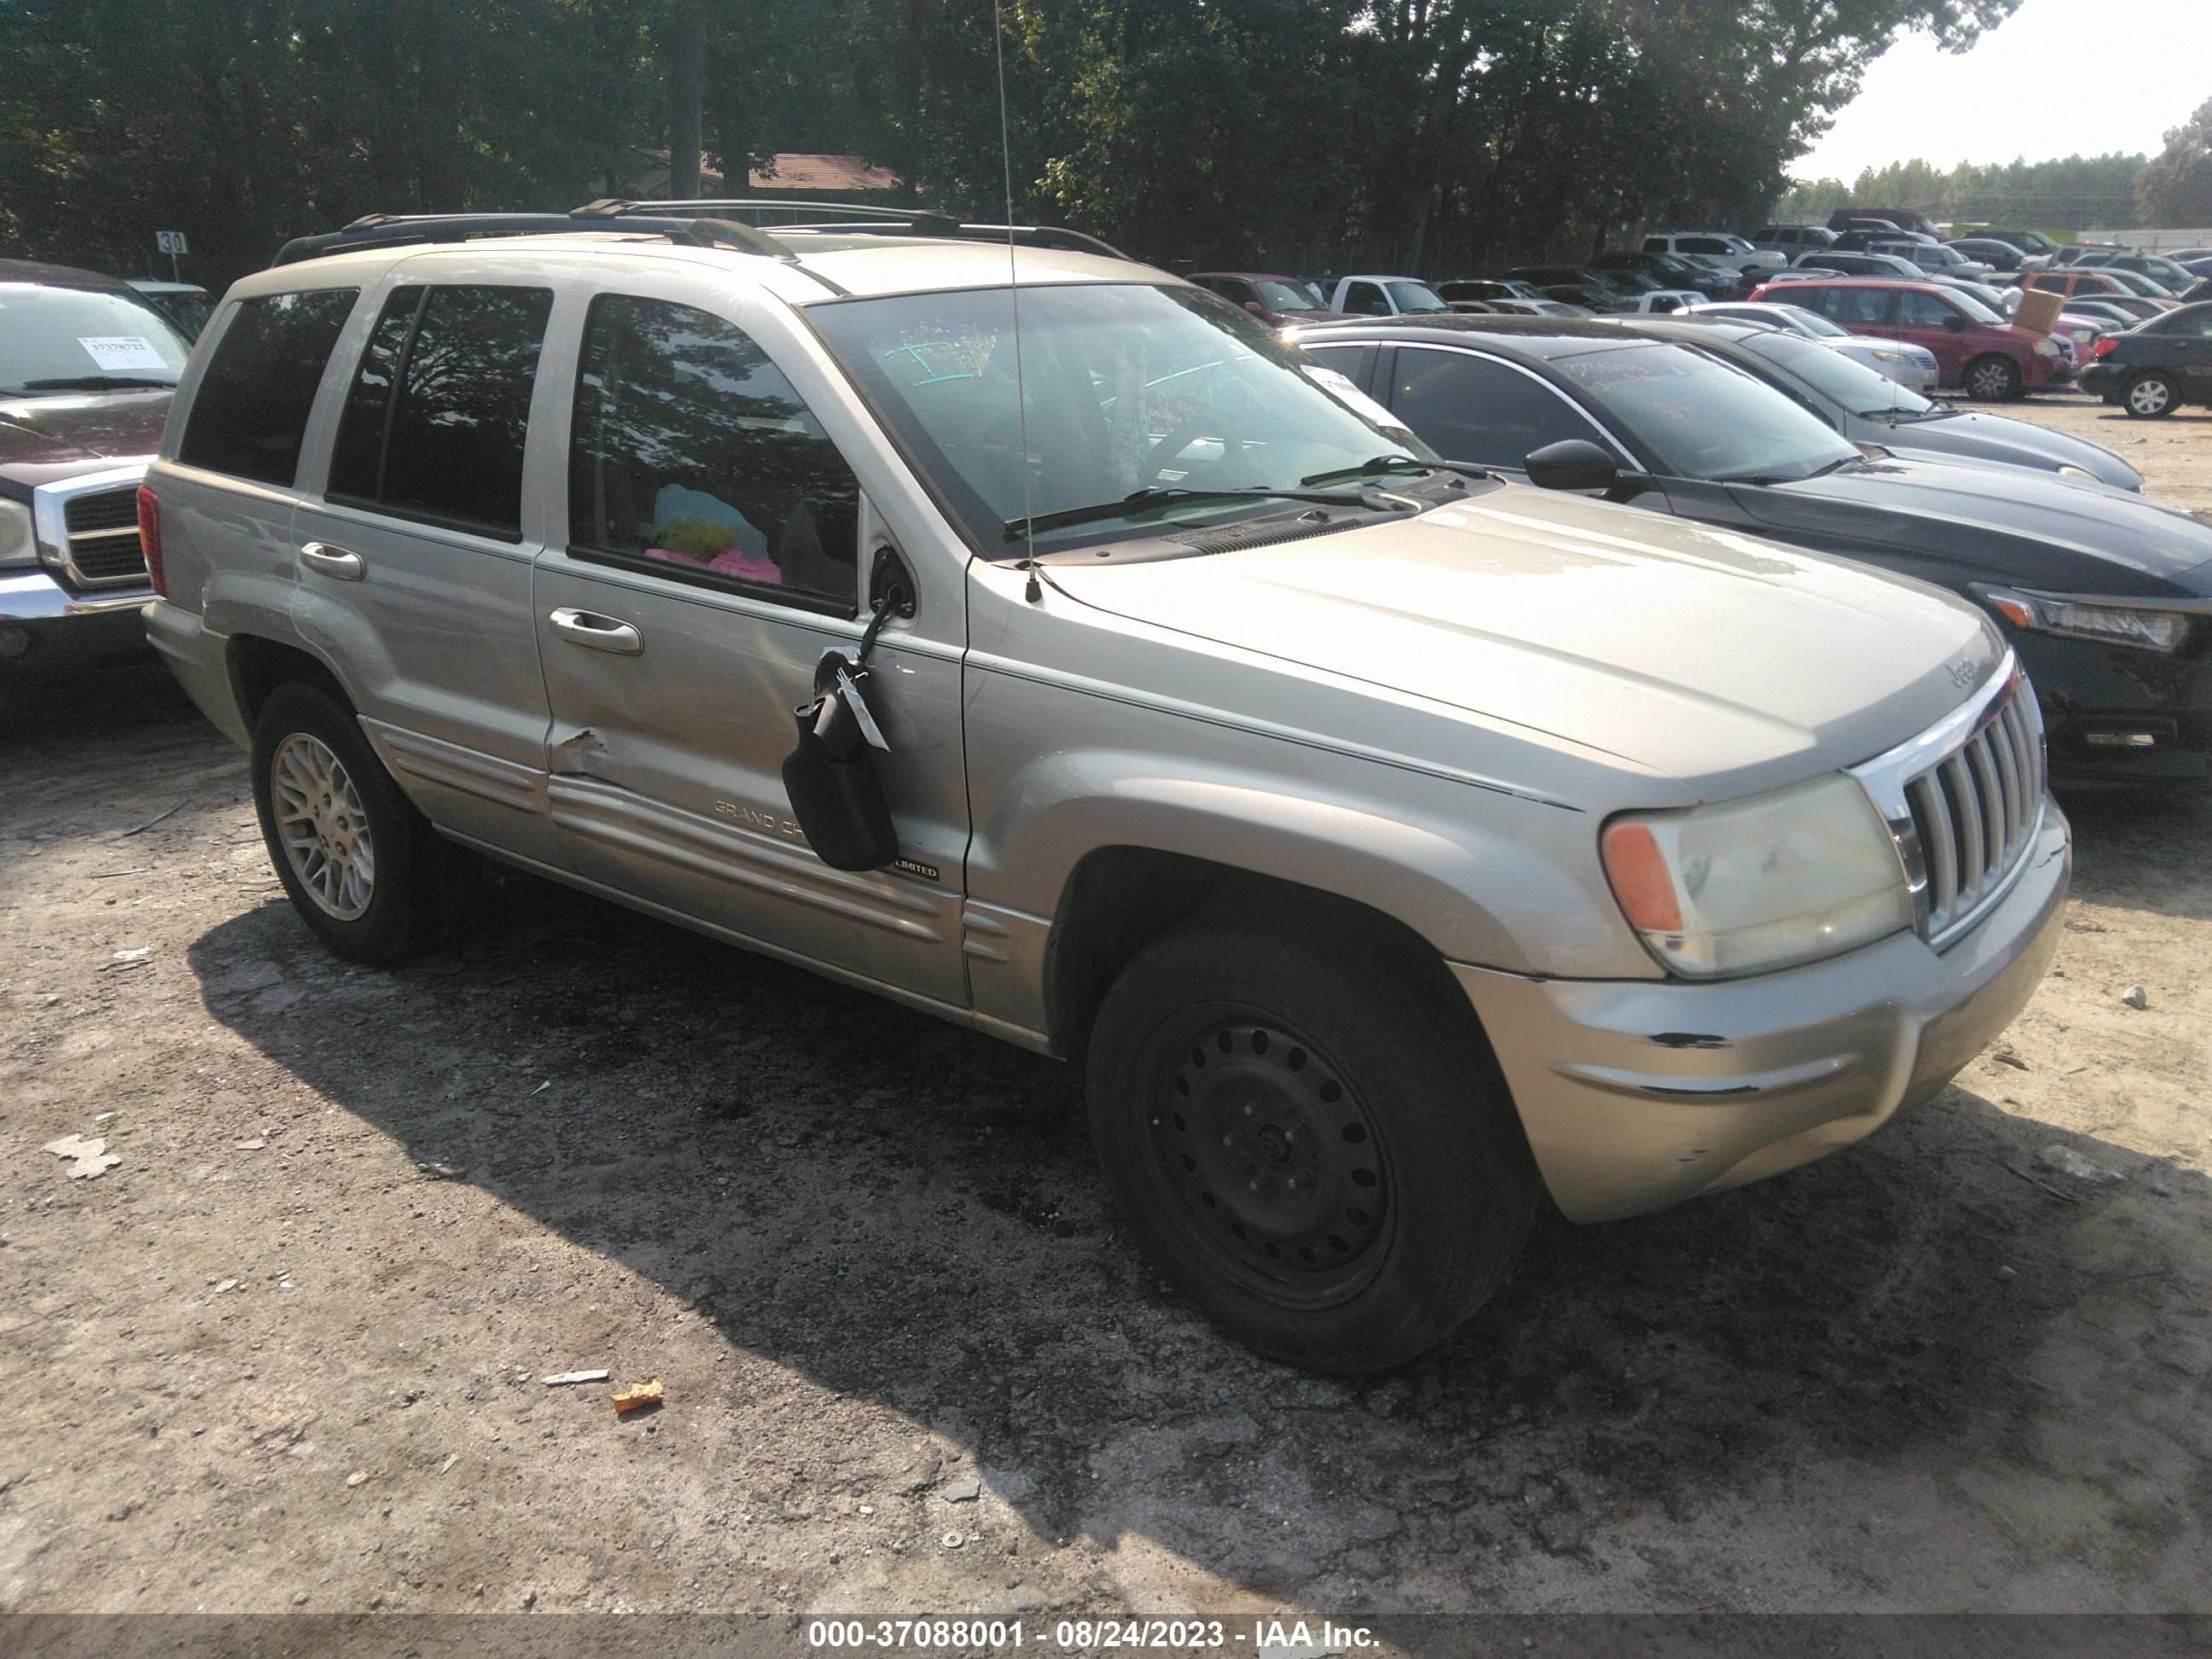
[179,854,2210,1603]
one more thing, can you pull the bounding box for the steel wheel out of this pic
[1152,1017,1392,1307]
[271,732,375,921]
[2125,374,2175,418]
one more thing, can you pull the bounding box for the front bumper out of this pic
[0,568,155,671]
[1456,806,2070,1223]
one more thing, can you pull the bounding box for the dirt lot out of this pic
[3,395,2209,1627]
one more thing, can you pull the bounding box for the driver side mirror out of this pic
[1243,300,1265,317]
[1941,312,1968,331]
[1523,438,1620,492]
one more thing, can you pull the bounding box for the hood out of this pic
[0,389,169,485]
[1045,484,1997,801]
[1749,455,2212,593]
[1866,408,2145,492]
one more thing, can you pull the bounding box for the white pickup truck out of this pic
[1324,274,1452,317]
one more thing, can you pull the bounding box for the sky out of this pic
[1795,0,2209,182]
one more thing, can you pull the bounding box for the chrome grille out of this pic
[1852,657,2046,950]
[57,486,148,588]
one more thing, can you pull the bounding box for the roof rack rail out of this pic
[598,198,1131,261]
[269,208,796,268]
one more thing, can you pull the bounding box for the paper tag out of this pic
[834,668,890,752]
[79,335,170,372]
[1302,365,1411,438]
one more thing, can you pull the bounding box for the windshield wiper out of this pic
[1003,485,1397,540]
[1300,454,1451,486]
[15,375,178,392]
[1720,455,1862,487]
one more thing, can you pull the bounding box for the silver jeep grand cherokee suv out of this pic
[143,204,2069,1372]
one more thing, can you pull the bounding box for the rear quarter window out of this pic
[178,288,359,486]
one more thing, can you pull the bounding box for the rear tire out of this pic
[1965,354,2023,401]
[2124,371,2178,418]
[250,681,439,964]
[1085,917,1537,1372]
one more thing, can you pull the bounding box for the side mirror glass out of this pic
[1942,312,1969,331]
[1523,438,1620,492]
[1243,300,1265,316]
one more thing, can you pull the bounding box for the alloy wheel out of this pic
[271,733,376,920]
[2127,375,2174,417]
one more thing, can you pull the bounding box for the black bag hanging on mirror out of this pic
[781,648,898,871]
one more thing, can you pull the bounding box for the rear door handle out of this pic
[298,541,364,580]
[548,607,643,655]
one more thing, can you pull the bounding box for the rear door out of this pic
[532,276,969,1008]
[290,268,563,864]
[2163,307,2212,393]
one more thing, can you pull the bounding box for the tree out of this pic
[2139,97,2212,229]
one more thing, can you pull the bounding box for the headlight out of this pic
[0,498,35,570]
[2034,339,2060,358]
[2056,465,2096,482]
[1600,774,1913,978]
[1979,585,2190,653]
[1871,349,1906,363]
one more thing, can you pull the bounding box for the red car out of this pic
[1185,271,1336,329]
[1747,277,2071,400]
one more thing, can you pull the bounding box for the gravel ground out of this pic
[2,399,2208,1626]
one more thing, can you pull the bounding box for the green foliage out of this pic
[1820,152,2150,230]
[2138,98,2212,229]
[0,0,2034,288]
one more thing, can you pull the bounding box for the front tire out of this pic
[1965,354,2023,402]
[2124,371,2178,418]
[1086,918,1537,1372]
[250,681,439,964]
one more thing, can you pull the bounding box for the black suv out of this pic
[2078,302,2212,417]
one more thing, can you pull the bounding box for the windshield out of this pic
[1947,288,2009,325]
[809,282,1434,556]
[0,282,190,395]
[1554,341,1860,483]
[1742,331,1934,419]
[1776,306,1847,337]
[1256,280,1326,313]
[1385,281,1450,313]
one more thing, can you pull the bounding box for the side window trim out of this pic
[1391,345,1638,465]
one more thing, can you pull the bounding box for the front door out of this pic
[533,284,969,1010]
[1887,288,1968,384]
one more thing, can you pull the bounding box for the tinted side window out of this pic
[179,289,358,485]
[1391,349,1598,469]
[1832,287,1895,324]
[328,286,423,501]
[381,287,551,535]
[1895,291,1957,329]
[1342,282,1387,316]
[568,295,859,608]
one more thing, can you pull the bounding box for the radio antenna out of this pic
[992,0,1041,601]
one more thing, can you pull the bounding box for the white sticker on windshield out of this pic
[1302,365,1410,438]
[78,335,169,372]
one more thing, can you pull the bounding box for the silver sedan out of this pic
[1681,300,1940,392]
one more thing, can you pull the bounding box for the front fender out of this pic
[958,740,1659,1045]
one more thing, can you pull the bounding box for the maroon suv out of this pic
[1186,271,1336,328]
[2,259,187,673]
[1749,276,2070,400]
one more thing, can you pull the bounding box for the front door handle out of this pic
[548,607,643,655]
[299,541,364,580]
